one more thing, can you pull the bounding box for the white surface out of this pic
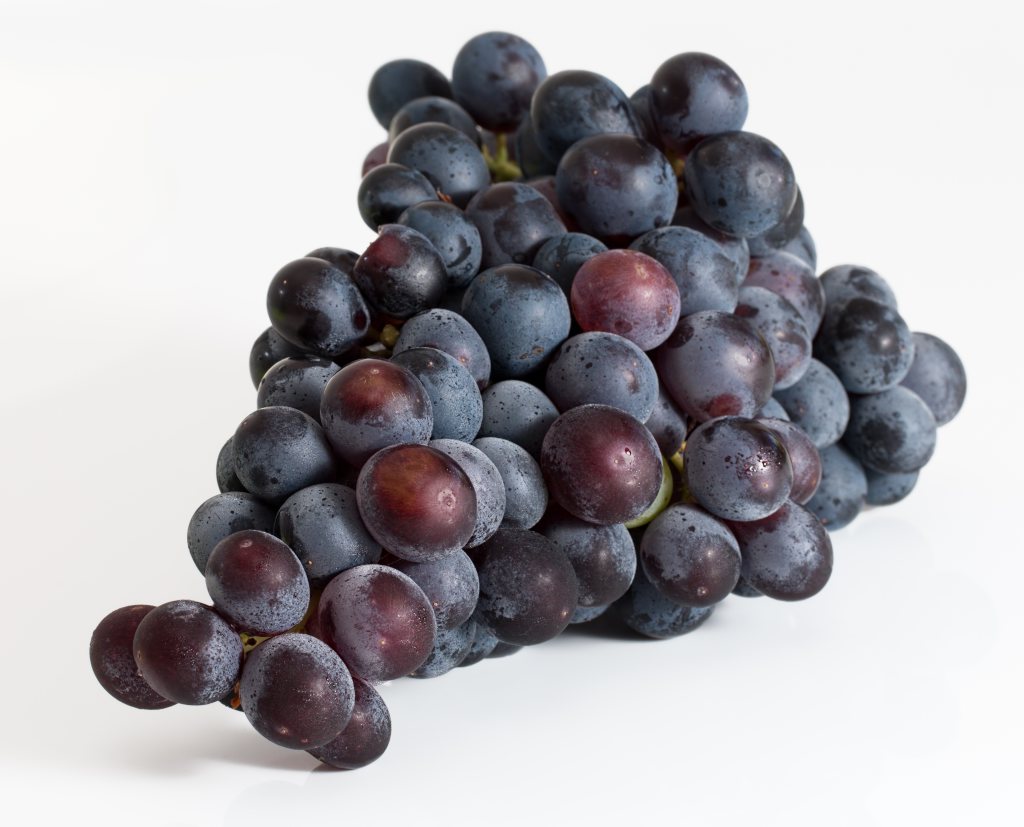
[1,2,1021,825]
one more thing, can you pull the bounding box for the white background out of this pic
[1,1,1021,825]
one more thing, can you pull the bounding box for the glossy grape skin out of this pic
[735,285,811,389]
[478,380,559,458]
[683,131,797,238]
[756,417,822,504]
[514,113,558,178]
[650,52,748,155]
[639,504,741,607]
[410,619,478,678]
[357,443,477,563]
[683,417,793,522]
[133,600,243,705]
[472,437,548,530]
[457,621,500,667]
[570,250,681,351]
[216,437,244,493]
[670,204,750,281]
[545,332,660,421]
[320,359,433,468]
[266,258,370,358]
[240,634,354,750]
[451,31,546,133]
[806,444,867,531]
[90,606,174,710]
[429,439,506,547]
[844,386,937,474]
[393,549,480,632]
[356,163,438,231]
[471,527,578,646]
[396,200,482,288]
[729,501,833,601]
[645,386,689,455]
[368,59,452,129]
[460,264,571,379]
[654,310,775,422]
[630,226,739,317]
[532,232,607,295]
[555,133,677,245]
[393,308,491,390]
[276,484,381,587]
[899,332,967,425]
[747,188,804,257]
[387,123,489,208]
[392,347,483,442]
[353,224,447,321]
[537,505,636,607]
[249,327,305,390]
[530,70,641,163]
[388,95,479,145]
[187,492,276,574]
[865,468,919,506]
[773,359,850,448]
[617,566,715,639]
[256,355,340,421]
[820,264,898,310]
[233,406,336,502]
[308,677,391,770]
[540,404,662,525]
[744,251,825,336]
[465,182,567,270]
[815,298,915,393]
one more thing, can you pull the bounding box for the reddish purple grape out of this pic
[540,404,662,525]
[90,606,174,710]
[318,564,436,682]
[570,249,681,350]
[352,224,447,321]
[362,142,389,176]
[308,677,392,769]
[756,417,822,504]
[356,443,477,562]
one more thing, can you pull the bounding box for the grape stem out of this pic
[484,133,522,182]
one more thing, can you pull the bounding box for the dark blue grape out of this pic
[899,332,967,426]
[460,264,570,378]
[781,225,817,270]
[806,444,867,530]
[513,113,557,178]
[91,606,174,710]
[187,492,276,574]
[356,163,438,231]
[429,439,506,547]
[393,308,491,390]
[820,264,898,310]
[368,59,452,129]
[865,468,919,506]
[744,251,825,336]
[747,188,804,257]
[308,677,391,770]
[735,284,811,389]
[393,549,480,632]
[249,327,304,390]
[756,417,822,504]
[216,437,244,493]
[388,96,480,145]
[457,622,500,667]
[352,224,447,321]
[478,380,559,458]
[773,359,850,448]
[410,619,478,678]
[532,232,608,295]
[465,182,567,269]
[671,204,750,282]
[256,355,340,421]
[815,298,915,393]
[617,566,714,639]
[644,386,689,455]
[387,123,489,208]
[305,247,359,275]
[396,200,482,288]
[451,32,546,132]
[391,347,483,442]
[629,85,661,147]
[473,436,548,530]
[844,386,937,474]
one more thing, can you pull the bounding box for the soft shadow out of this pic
[558,610,645,642]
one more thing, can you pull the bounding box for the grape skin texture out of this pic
[898,332,967,426]
[457,622,500,667]
[309,677,391,770]
[410,620,477,678]
[472,436,548,530]
[256,356,340,422]
[186,492,276,574]
[773,359,850,449]
[820,264,898,310]
[353,224,447,320]
[356,163,438,231]
[744,251,825,337]
[806,444,867,531]
[618,566,715,639]
[644,387,690,455]
[240,634,355,750]
[670,204,750,281]
[735,284,811,390]
[478,380,559,458]
[429,439,506,547]
[393,549,480,632]
[392,308,491,390]
[747,188,804,256]
[532,232,608,295]
[215,436,241,493]
[90,606,174,710]
[388,96,480,146]
[865,468,919,506]
[756,417,822,504]
[249,327,304,390]
[387,123,489,208]
[465,182,567,270]
[397,200,483,289]
[843,386,937,474]
[367,58,452,129]
[391,346,483,442]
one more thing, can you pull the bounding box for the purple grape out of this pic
[814,298,915,393]
[735,284,811,390]
[457,622,500,667]
[820,264,897,310]
[744,251,825,336]
[429,439,506,547]
[90,606,174,710]
[865,468,919,506]
[352,224,447,320]
[393,308,491,390]
[396,200,483,288]
[387,123,489,208]
[451,32,546,133]
[532,232,608,295]
[843,386,937,474]
[186,492,276,575]
[308,677,392,769]
[368,59,452,129]
[249,327,305,390]
[756,417,822,505]
[362,142,389,176]
[391,347,483,442]
[465,182,567,269]
[388,96,479,145]
[644,387,690,456]
[216,436,244,493]
[356,163,438,231]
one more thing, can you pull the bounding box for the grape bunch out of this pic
[89,31,967,770]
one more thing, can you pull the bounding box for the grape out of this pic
[465,182,567,269]
[356,163,438,230]
[747,188,805,256]
[478,380,559,458]
[309,677,391,770]
[205,530,309,635]
[617,566,715,639]
[90,606,174,710]
[362,142,389,176]
[781,225,817,270]
[514,113,558,178]
[537,505,636,607]
[266,257,370,358]
[472,437,548,529]
[451,32,546,133]
[555,133,678,244]
[460,264,571,379]
[352,224,447,320]
[532,232,608,295]
[387,123,489,208]
[629,226,739,317]
[429,439,506,547]
[865,468,919,506]
[305,247,359,275]
[735,285,811,389]
[683,131,797,238]
[276,484,382,587]
[256,355,341,421]
[216,437,244,493]
[531,70,641,163]
[773,359,850,448]
[629,85,660,147]
[806,444,867,531]
[388,96,480,145]
[320,358,433,468]
[186,492,276,574]
[410,619,478,678]
[393,308,491,390]
[683,417,793,521]
[756,417,822,504]
[391,347,483,442]
[457,622,500,667]
[843,385,937,474]
[670,204,750,281]
[393,549,480,632]
[319,564,436,682]
[899,332,967,425]
[471,527,578,646]
[249,327,304,390]
[233,406,337,502]
[540,404,662,525]
[368,59,451,129]
[757,396,790,421]
[545,332,660,421]
[396,200,482,288]
[654,310,775,422]
[744,251,825,336]
[644,386,690,456]
[814,298,915,393]
[357,443,477,563]
[133,600,243,705]
[729,501,833,601]
[820,264,898,309]
[240,633,354,750]
[570,250,681,351]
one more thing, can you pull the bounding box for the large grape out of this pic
[451,32,546,133]
[356,163,438,231]
[308,677,391,770]
[396,200,482,288]
[429,439,506,547]
[773,359,849,448]
[472,437,548,529]
[478,380,559,458]
[756,417,822,504]
[465,182,566,269]
[392,308,491,390]
[387,123,489,208]
[843,386,937,474]
[352,224,447,320]
[367,59,451,129]
[90,606,174,710]
[744,251,825,336]
[256,355,340,421]
[735,285,811,390]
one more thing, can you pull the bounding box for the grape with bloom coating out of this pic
[90,606,174,710]
[309,677,391,770]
